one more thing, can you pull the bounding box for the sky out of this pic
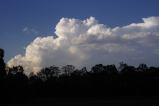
[1,0,159,74]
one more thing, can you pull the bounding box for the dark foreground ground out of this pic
[2,97,159,105]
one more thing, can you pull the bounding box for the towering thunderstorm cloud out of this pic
[8,16,159,75]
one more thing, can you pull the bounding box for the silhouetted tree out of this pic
[121,65,136,75]
[71,67,87,76]
[37,65,60,81]
[118,62,127,71]
[104,64,118,75]
[137,63,148,72]
[7,66,28,82]
[37,68,51,81]
[91,64,104,73]
[62,65,75,76]
[49,66,60,77]
[0,48,6,77]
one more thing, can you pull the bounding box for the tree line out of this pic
[0,48,159,103]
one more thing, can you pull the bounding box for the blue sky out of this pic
[0,0,159,62]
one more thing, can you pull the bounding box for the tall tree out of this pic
[0,48,6,77]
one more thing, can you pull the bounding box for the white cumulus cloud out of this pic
[8,16,159,75]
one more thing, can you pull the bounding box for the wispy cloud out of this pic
[22,27,39,35]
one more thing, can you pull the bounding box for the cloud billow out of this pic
[8,16,159,75]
